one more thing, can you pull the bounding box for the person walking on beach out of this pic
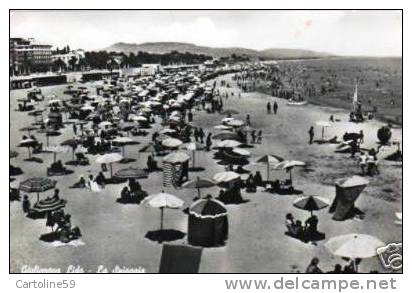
[22,195,30,214]
[266,102,271,114]
[251,130,256,144]
[308,126,315,144]
[273,101,278,115]
[359,130,364,144]
[73,123,77,135]
[206,133,212,151]
[199,128,205,144]
[246,114,251,126]
[256,130,263,144]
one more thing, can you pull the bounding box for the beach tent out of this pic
[159,244,202,273]
[188,197,228,247]
[329,176,369,221]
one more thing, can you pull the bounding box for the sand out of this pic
[10,74,402,273]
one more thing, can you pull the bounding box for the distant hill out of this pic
[102,42,332,60]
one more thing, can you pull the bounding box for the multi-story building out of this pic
[10,37,53,75]
[51,49,86,70]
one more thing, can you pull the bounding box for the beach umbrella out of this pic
[232,148,250,157]
[112,136,138,157]
[213,171,240,183]
[325,233,385,271]
[255,155,284,181]
[227,119,245,127]
[19,177,57,202]
[44,129,61,147]
[81,105,95,111]
[162,138,183,148]
[293,195,330,216]
[31,197,66,213]
[96,153,123,177]
[221,117,235,124]
[214,125,232,131]
[159,128,177,135]
[130,115,147,122]
[19,126,38,135]
[180,142,205,168]
[217,140,242,148]
[316,121,332,140]
[43,145,70,163]
[274,160,306,184]
[163,152,191,164]
[98,121,112,129]
[182,176,215,199]
[212,132,238,141]
[18,138,38,159]
[61,138,82,160]
[114,167,148,179]
[142,191,184,231]
[220,109,239,115]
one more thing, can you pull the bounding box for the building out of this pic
[51,49,86,70]
[10,38,53,75]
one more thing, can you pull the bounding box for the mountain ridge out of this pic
[102,42,333,60]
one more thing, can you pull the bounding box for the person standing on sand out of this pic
[266,102,271,114]
[206,133,212,151]
[308,126,315,144]
[273,101,278,115]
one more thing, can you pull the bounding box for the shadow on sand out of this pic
[145,229,186,243]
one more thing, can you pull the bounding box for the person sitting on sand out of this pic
[245,174,256,192]
[359,152,367,175]
[305,215,319,236]
[95,172,106,188]
[71,176,86,188]
[285,213,296,233]
[254,171,263,186]
[328,264,343,274]
[306,257,323,274]
[120,186,131,201]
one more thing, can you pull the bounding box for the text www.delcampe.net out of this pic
[224,277,397,292]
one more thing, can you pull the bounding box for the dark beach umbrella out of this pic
[256,154,284,181]
[19,177,57,202]
[114,167,148,179]
[220,109,239,115]
[212,132,238,141]
[18,138,38,159]
[61,138,82,160]
[31,197,66,213]
[44,130,62,147]
[19,126,38,135]
[293,195,330,216]
[182,176,215,199]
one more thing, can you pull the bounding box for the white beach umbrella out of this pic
[142,191,184,231]
[325,233,385,269]
[96,153,123,177]
[316,121,332,139]
[162,138,183,148]
[213,171,240,183]
[217,140,242,148]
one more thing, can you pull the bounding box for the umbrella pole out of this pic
[322,127,324,140]
[290,170,293,184]
[46,135,49,147]
[37,192,39,203]
[267,162,270,181]
[193,150,196,168]
[53,152,57,163]
[72,148,75,161]
[122,146,125,157]
[110,163,113,178]
[160,207,164,231]
[28,147,31,159]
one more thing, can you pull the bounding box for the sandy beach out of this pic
[10,73,402,273]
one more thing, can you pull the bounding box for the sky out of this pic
[10,10,402,56]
